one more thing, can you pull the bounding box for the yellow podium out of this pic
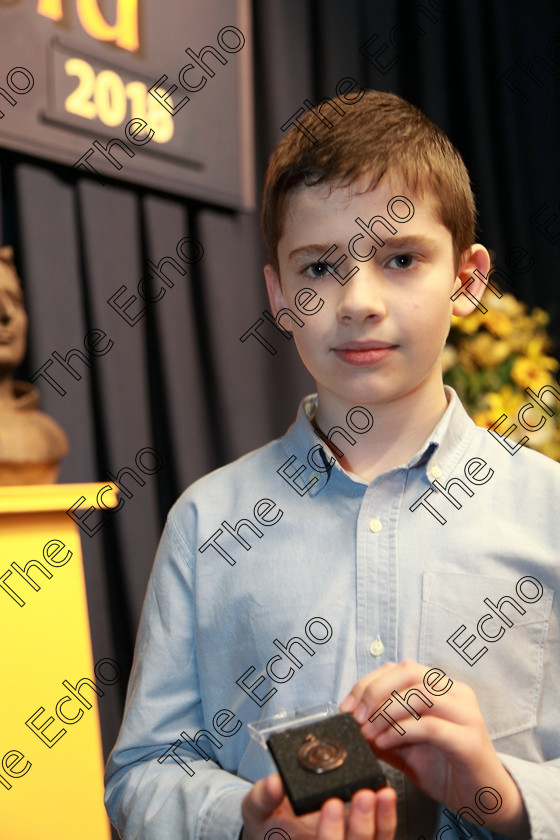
[0,483,119,840]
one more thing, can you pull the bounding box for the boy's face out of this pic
[264,177,489,415]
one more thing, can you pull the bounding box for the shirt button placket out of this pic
[368,516,384,660]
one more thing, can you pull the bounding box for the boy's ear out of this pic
[264,263,289,317]
[451,245,492,317]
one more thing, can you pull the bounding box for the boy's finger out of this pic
[340,662,397,712]
[348,660,452,725]
[374,787,398,840]
[317,798,346,839]
[346,789,375,838]
[242,773,284,823]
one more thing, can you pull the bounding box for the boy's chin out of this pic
[316,380,404,408]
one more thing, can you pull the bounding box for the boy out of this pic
[104,91,560,839]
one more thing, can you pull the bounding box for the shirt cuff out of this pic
[498,751,560,840]
[199,783,248,840]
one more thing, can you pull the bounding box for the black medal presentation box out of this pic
[249,704,388,816]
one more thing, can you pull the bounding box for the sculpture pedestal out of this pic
[0,483,119,840]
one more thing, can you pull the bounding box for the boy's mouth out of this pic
[0,329,15,344]
[332,340,398,366]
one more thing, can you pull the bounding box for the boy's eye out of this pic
[304,261,333,279]
[387,254,415,269]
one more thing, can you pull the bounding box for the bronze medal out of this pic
[297,733,347,774]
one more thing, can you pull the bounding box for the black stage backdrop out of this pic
[2,0,560,765]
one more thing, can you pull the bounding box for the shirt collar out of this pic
[281,386,477,491]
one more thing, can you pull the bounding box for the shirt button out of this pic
[369,637,385,656]
[431,465,442,479]
[368,518,382,533]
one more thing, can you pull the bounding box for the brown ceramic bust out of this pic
[0,246,69,484]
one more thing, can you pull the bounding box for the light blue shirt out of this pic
[104,387,560,840]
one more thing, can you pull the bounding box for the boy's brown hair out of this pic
[261,90,476,274]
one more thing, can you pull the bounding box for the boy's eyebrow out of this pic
[287,244,340,262]
[288,235,441,263]
[383,234,441,251]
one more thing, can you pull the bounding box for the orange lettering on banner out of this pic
[37,0,64,21]
[37,0,140,52]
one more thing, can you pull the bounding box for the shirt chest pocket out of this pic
[418,572,553,741]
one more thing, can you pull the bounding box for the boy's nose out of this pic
[0,296,14,324]
[335,263,388,323]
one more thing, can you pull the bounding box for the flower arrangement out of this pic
[443,289,560,461]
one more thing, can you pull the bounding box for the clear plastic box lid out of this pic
[247,701,340,749]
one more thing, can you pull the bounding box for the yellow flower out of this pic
[472,409,499,429]
[526,336,547,357]
[446,284,560,460]
[531,307,550,327]
[468,333,512,367]
[507,319,545,354]
[456,345,476,373]
[511,357,555,390]
[488,292,526,318]
[441,344,459,373]
[538,438,560,461]
[484,310,514,338]
[473,387,521,427]
[451,309,485,334]
[524,337,558,371]
[525,419,555,448]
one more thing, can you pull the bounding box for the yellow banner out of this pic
[0,483,119,840]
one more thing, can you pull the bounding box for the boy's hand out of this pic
[240,772,397,840]
[340,661,530,840]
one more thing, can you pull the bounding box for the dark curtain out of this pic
[2,0,559,765]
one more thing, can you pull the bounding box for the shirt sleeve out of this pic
[103,513,251,840]
[498,752,560,840]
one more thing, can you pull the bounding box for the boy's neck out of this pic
[0,376,17,409]
[313,379,449,483]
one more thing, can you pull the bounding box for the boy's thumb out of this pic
[243,773,285,823]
